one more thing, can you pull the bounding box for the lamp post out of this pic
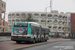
[44,6,50,26]
[3,13,7,33]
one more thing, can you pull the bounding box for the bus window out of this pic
[31,26,35,34]
[13,28,27,35]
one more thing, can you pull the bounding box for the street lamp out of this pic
[44,6,50,26]
[3,13,7,33]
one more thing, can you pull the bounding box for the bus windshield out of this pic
[13,28,27,35]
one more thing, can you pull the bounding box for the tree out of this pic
[26,14,35,22]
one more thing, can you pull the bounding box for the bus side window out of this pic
[31,26,34,34]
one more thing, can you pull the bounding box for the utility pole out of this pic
[50,0,52,12]
[44,6,50,26]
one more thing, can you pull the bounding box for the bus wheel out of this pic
[45,40,47,42]
[16,41,21,44]
[32,39,35,44]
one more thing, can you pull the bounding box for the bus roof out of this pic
[14,22,28,24]
[14,22,39,25]
[13,22,49,29]
[41,26,49,29]
[28,22,40,25]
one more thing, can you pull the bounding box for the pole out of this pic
[45,8,47,26]
[44,6,50,26]
[3,12,5,33]
[50,0,52,12]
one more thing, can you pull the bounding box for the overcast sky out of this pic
[2,0,75,21]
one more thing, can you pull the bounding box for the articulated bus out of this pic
[11,22,50,43]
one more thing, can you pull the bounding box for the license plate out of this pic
[18,36,22,38]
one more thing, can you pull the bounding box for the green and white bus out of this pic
[11,22,50,43]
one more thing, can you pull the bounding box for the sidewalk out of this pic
[0,36,10,38]
[0,36,11,42]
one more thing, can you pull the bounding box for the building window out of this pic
[48,26,51,29]
[16,14,20,17]
[27,13,32,16]
[16,20,20,22]
[63,22,65,24]
[47,20,52,23]
[58,21,62,24]
[53,19,57,24]
[12,14,15,17]
[53,26,57,29]
[48,14,52,17]
[34,14,39,17]
[5,28,8,31]
[2,4,3,7]
[23,20,25,22]
[63,16,65,19]
[8,20,11,23]
[59,15,62,19]
[34,20,38,22]
[41,14,46,17]
[68,17,70,21]
[21,13,25,17]
[8,14,11,17]
[12,20,15,22]
[65,17,67,20]
[68,22,70,26]
[41,20,45,22]
[4,5,5,8]
[9,25,11,28]
[21,20,25,22]
[54,15,58,18]
[58,27,61,29]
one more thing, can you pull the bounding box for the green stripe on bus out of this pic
[12,23,14,31]
[27,24,31,34]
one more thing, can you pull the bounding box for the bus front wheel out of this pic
[45,40,47,42]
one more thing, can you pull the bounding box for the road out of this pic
[0,38,71,50]
[22,41,75,50]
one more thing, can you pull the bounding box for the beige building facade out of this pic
[0,0,6,32]
[8,12,68,36]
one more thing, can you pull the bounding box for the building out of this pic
[70,13,75,37]
[66,12,71,34]
[0,21,8,32]
[66,12,75,37]
[8,12,68,37]
[0,0,6,32]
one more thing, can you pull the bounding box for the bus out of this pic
[11,22,50,43]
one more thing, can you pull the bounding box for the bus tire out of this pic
[41,38,44,42]
[45,40,47,42]
[16,41,21,44]
[32,38,35,44]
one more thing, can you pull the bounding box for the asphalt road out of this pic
[22,41,75,50]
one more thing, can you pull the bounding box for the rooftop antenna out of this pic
[50,0,52,12]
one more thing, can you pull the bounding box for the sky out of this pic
[2,0,75,21]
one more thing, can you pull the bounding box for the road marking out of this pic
[59,49,61,50]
